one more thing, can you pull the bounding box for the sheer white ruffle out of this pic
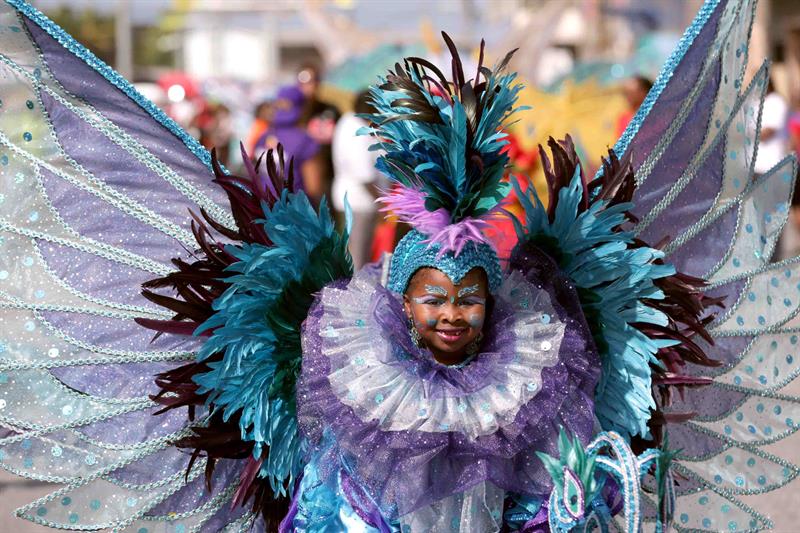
[318,270,565,439]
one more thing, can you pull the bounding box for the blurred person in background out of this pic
[775,112,800,260]
[192,101,234,167]
[298,63,340,206]
[754,79,788,177]
[789,112,800,172]
[332,90,381,268]
[616,75,653,136]
[255,85,323,202]
[247,100,272,155]
[758,79,790,259]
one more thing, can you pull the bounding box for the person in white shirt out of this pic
[754,79,789,175]
[332,91,381,267]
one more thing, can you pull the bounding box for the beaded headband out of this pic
[386,230,503,294]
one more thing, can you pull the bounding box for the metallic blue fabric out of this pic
[386,230,503,294]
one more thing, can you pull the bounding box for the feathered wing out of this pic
[612,0,800,530]
[0,1,331,530]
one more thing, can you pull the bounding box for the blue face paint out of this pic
[426,318,437,327]
[413,295,446,306]
[468,314,484,327]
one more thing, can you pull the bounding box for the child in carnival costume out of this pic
[0,0,798,531]
[289,35,681,532]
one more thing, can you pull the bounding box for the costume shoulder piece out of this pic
[508,0,800,530]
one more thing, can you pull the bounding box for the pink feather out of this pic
[378,185,502,256]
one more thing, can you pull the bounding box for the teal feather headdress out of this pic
[364,33,525,256]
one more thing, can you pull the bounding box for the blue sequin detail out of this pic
[387,230,502,294]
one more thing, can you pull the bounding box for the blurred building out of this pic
[172,0,705,86]
[28,0,715,89]
[172,0,518,85]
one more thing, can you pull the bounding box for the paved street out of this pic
[0,471,53,532]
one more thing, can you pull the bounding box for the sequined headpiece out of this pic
[361,33,522,290]
[387,229,503,293]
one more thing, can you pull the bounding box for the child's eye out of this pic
[413,297,445,306]
[459,297,486,307]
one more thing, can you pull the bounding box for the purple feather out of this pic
[378,185,501,256]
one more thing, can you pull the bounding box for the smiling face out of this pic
[403,267,489,366]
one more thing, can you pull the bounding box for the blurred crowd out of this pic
[185,63,387,268]
[174,60,800,269]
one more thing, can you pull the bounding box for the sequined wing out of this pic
[615,0,800,530]
[0,1,254,530]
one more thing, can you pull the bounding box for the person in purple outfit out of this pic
[255,85,324,203]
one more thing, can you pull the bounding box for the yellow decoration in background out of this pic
[510,78,627,200]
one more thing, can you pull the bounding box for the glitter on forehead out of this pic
[458,284,480,298]
[424,284,449,296]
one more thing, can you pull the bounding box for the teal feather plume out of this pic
[511,140,717,442]
[363,34,524,251]
[193,190,352,494]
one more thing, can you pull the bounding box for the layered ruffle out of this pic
[297,268,599,518]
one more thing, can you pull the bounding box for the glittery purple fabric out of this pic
[37,163,178,265]
[631,65,720,239]
[296,266,600,518]
[665,204,738,279]
[23,17,226,210]
[37,239,156,308]
[624,0,723,184]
